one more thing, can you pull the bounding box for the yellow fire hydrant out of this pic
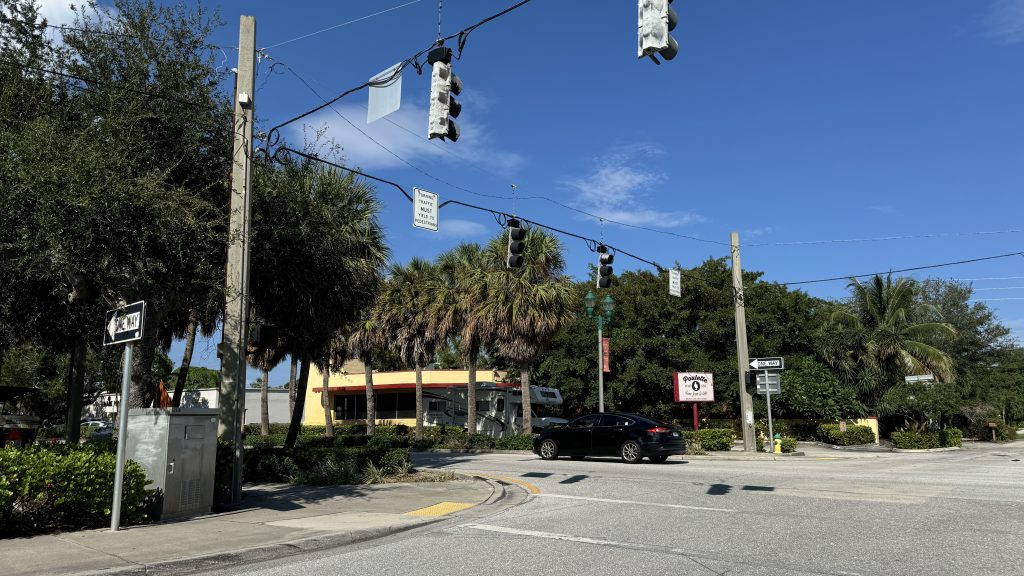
[773,433,782,454]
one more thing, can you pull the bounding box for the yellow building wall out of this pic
[302,367,485,427]
[855,417,880,444]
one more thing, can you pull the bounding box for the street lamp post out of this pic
[585,291,614,413]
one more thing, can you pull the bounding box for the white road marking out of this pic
[537,493,735,513]
[461,523,662,551]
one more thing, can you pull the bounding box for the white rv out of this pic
[423,383,567,437]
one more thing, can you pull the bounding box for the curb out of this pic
[891,446,961,453]
[71,476,505,576]
[811,442,892,453]
[683,451,805,461]
[420,448,534,455]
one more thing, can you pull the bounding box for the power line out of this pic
[747,228,1024,247]
[0,60,218,109]
[261,0,423,50]
[951,276,1024,281]
[262,0,535,149]
[973,286,1024,291]
[780,251,1024,286]
[973,298,1024,302]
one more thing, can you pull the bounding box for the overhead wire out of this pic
[779,251,1024,286]
[747,228,1024,247]
[260,0,423,50]
[0,60,218,109]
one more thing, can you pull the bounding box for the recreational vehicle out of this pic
[423,383,567,437]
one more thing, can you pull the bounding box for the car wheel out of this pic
[569,455,585,460]
[620,440,642,464]
[649,455,669,463]
[539,439,559,460]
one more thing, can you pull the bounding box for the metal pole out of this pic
[731,232,756,451]
[219,15,256,506]
[597,316,604,413]
[764,369,775,454]
[110,343,134,532]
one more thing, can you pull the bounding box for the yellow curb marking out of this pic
[473,474,541,495]
[406,501,477,517]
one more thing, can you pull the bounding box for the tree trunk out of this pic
[64,339,86,443]
[288,356,298,415]
[466,356,477,434]
[172,309,198,407]
[260,368,270,436]
[364,355,375,436]
[129,307,164,409]
[284,356,310,450]
[415,361,423,441]
[520,367,532,435]
[322,358,334,437]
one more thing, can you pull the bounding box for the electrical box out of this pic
[126,408,218,520]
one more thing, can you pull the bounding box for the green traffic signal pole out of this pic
[586,291,614,413]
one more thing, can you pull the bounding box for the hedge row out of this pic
[243,424,535,452]
[683,428,735,451]
[0,446,154,536]
[245,439,411,485]
[891,428,962,449]
[817,424,875,446]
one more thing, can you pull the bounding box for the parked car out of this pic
[88,423,116,441]
[533,412,686,463]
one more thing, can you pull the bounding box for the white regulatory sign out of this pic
[669,269,681,297]
[749,357,784,370]
[674,372,714,402]
[413,187,438,232]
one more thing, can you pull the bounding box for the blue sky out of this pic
[39,0,1024,384]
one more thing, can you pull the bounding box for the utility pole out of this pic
[731,232,756,451]
[219,14,256,506]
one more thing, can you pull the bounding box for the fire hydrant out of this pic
[773,433,782,454]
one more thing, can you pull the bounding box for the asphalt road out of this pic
[203,442,1024,576]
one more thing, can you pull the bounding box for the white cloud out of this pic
[288,98,524,177]
[35,0,77,27]
[435,218,487,239]
[984,0,1024,44]
[560,144,703,229]
[869,204,894,214]
[745,226,774,238]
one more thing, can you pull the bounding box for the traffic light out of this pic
[638,0,679,63]
[506,218,526,268]
[597,244,613,288]
[427,46,462,142]
[744,370,757,396]
[249,323,277,350]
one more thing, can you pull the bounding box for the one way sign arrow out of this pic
[749,357,784,370]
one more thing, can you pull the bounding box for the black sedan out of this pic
[533,412,686,463]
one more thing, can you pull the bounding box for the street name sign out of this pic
[749,357,784,371]
[413,187,438,231]
[756,371,781,395]
[674,372,714,402]
[103,301,146,346]
[904,374,935,383]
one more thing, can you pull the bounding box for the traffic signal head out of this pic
[597,244,614,288]
[638,0,679,62]
[427,47,461,142]
[506,218,526,268]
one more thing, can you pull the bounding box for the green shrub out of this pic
[495,434,535,451]
[0,446,153,536]
[974,421,1018,442]
[817,424,875,446]
[213,439,235,509]
[939,427,963,448]
[780,436,798,453]
[891,430,940,449]
[378,448,411,474]
[683,428,734,451]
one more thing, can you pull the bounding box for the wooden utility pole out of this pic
[731,232,756,451]
[219,15,256,505]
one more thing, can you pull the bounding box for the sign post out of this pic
[674,373,714,432]
[750,357,784,453]
[104,300,146,532]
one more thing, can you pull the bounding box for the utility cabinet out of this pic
[126,408,218,520]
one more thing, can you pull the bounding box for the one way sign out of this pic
[749,357,784,370]
[103,301,146,346]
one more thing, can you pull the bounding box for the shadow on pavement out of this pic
[223,483,374,513]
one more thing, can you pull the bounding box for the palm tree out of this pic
[821,274,955,408]
[246,344,286,436]
[376,258,436,441]
[477,228,577,434]
[429,244,490,434]
[347,308,382,436]
[317,335,348,438]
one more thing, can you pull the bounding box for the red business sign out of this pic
[673,372,714,402]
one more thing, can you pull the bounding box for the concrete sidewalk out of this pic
[2,477,502,576]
